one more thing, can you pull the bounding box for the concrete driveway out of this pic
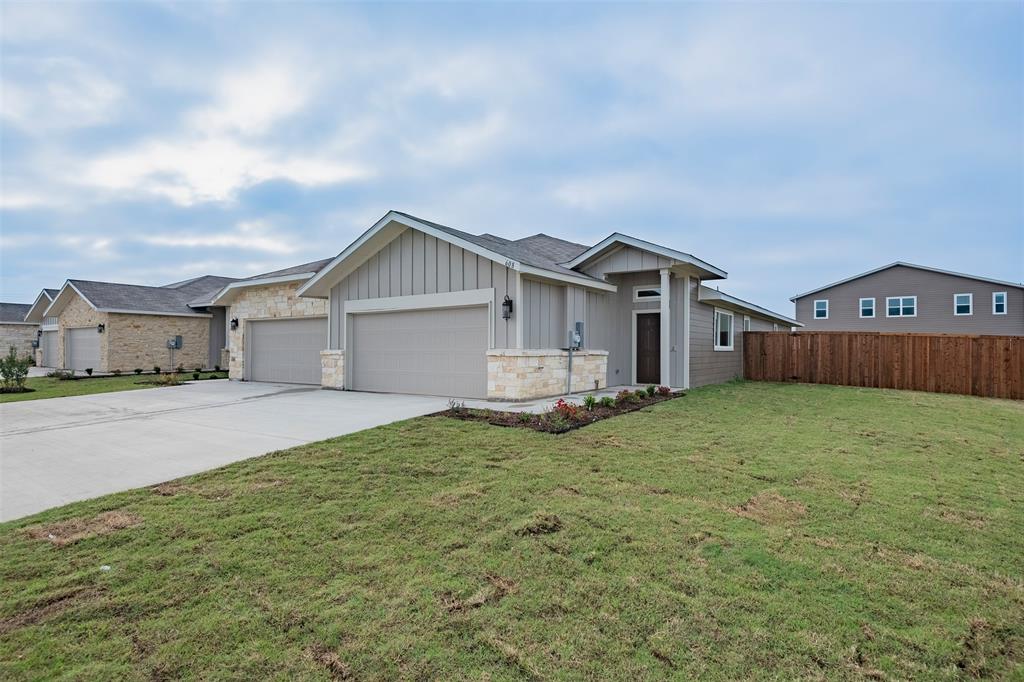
[0,381,451,522]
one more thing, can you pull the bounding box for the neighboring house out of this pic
[0,302,37,359]
[792,263,1023,335]
[208,258,334,384]
[23,288,60,366]
[42,275,237,373]
[232,210,796,399]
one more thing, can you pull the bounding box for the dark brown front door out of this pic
[636,313,660,384]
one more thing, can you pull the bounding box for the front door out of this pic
[635,312,660,384]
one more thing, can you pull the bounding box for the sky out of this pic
[1,1,1021,315]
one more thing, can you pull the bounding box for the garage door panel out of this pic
[66,328,100,372]
[352,306,488,398]
[41,331,58,368]
[249,318,326,385]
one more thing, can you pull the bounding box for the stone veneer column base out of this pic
[321,350,345,389]
[487,349,608,401]
[34,348,44,367]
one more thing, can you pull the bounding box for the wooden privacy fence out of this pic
[743,331,1023,400]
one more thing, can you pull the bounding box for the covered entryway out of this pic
[635,312,660,384]
[41,330,58,367]
[248,317,327,384]
[65,327,100,372]
[350,306,488,398]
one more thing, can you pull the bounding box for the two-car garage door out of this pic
[248,318,326,385]
[351,306,488,399]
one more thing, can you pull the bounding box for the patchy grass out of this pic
[0,372,227,403]
[0,382,1021,679]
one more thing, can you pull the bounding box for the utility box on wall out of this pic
[166,336,183,350]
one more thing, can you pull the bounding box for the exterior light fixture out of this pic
[501,295,514,320]
[230,317,239,330]
[96,323,105,334]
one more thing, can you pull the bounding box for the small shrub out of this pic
[0,345,30,391]
[646,385,656,397]
[194,366,202,373]
[153,366,161,374]
[56,369,77,381]
[657,385,672,396]
[615,389,632,405]
[582,394,597,410]
[134,368,143,375]
[599,396,616,409]
[517,412,532,424]
[192,372,200,380]
[176,365,185,374]
[153,373,181,386]
[112,369,122,376]
[544,413,570,432]
[84,367,93,376]
[214,365,221,372]
[447,398,466,415]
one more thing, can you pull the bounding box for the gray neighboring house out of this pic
[24,288,61,366]
[259,210,800,399]
[0,302,37,359]
[793,262,1023,335]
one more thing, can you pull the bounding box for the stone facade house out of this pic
[0,302,37,360]
[221,210,798,399]
[42,275,237,373]
[23,288,60,366]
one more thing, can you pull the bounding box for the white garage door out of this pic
[351,306,488,398]
[41,331,58,367]
[65,327,100,372]
[248,317,327,385]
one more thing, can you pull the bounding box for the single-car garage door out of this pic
[351,306,488,398]
[248,317,326,384]
[65,327,100,372]
[41,330,58,367]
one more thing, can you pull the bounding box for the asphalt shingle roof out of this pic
[0,302,33,323]
[243,258,335,281]
[69,275,235,315]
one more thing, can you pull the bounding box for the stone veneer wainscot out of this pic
[487,349,608,401]
[320,349,344,389]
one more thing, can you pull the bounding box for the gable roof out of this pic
[562,233,727,280]
[697,286,801,327]
[0,302,34,324]
[208,257,334,305]
[44,274,234,319]
[23,288,61,323]
[790,262,1024,301]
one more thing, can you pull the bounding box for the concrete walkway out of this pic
[0,381,450,521]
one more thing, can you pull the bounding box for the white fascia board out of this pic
[562,233,728,279]
[345,288,494,313]
[43,281,96,318]
[210,273,315,305]
[699,286,802,327]
[298,211,523,298]
[518,265,617,292]
[23,289,56,322]
[790,261,1024,301]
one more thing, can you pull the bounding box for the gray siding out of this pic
[207,307,226,368]
[329,227,518,349]
[588,271,661,385]
[689,280,744,387]
[521,278,567,348]
[795,265,1023,335]
[579,245,673,279]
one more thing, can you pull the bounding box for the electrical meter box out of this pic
[571,321,584,349]
[166,336,183,350]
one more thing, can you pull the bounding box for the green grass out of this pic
[1,382,1021,680]
[0,372,228,403]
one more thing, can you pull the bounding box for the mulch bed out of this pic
[0,387,34,394]
[436,390,685,433]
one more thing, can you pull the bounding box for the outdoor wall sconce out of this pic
[501,295,514,320]
[230,318,239,330]
[96,323,105,334]
[36,329,43,338]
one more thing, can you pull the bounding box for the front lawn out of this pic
[0,372,227,403]
[1,382,1021,679]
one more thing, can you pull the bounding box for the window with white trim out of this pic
[953,293,973,316]
[742,315,751,332]
[859,297,875,318]
[993,292,1007,315]
[714,309,734,351]
[632,286,661,302]
[773,323,779,331]
[813,299,829,319]
[886,296,916,317]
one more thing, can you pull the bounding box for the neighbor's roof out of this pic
[698,286,802,327]
[241,258,335,281]
[23,288,62,323]
[206,257,335,305]
[791,262,1024,301]
[45,274,235,318]
[0,302,34,324]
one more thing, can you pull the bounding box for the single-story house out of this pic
[792,262,1023,334]
[225,210,797,399]
[41,275,237,373]
[0,302,37,359]
[23,288,60,366]
[208,258,334,384]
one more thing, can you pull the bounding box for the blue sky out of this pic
[1,1,1021,314]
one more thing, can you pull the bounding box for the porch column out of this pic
[660,268,671,386]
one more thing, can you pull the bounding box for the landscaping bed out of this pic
[440,386,683,433]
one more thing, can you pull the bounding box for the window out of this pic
[954,293,973,316]
[743,315,751,332]
[633,286,661,302]
[813,299,829,319]
[773,323,779,331]
[714,309,734,351]
[859,297,875,318]
[886,296,916,317]
[993,292,1007,315]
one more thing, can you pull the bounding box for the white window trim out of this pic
[993,291,1007,315]
[813,299,829,319]
[632,285,662,303]
[713,307,734,351]
[885,295,917,318]
[859,297,875,318]
[953,293,973,316]
[743,315,751,332]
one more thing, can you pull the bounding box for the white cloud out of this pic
[186,63,312,136]
[1,57,122,131]
[138,219,300,254]
[403,111,510,166]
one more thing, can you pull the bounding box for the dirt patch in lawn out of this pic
[441,574,518,613]
[25,511,142,547]
[0,586,102,635]
[731,492,807,525]
[307,643,351,679]
[516,513,563,536]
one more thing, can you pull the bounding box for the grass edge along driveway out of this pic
[0,372,227,403]
[1,381,1021,680]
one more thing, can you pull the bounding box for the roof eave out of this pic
[210,272,317,305]
[699,287,801,327]
[563,233,727,280]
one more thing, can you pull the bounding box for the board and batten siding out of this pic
[795,265,1023,335]
[521,278,567,348]
[689,280,743,387]
[578,245,673,280]
[328,227,518,349]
